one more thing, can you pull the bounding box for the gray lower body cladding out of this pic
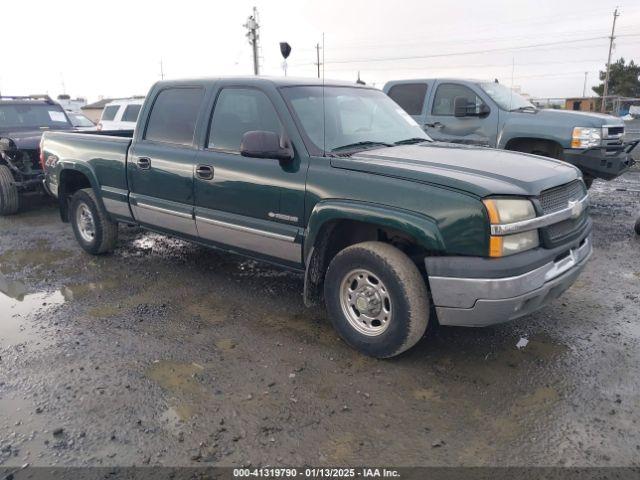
[426,231,592,327]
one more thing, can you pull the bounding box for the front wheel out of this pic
[324,241,429,358]
[70,188,118,254]
[635,217,640,235]
[0,164,19,215]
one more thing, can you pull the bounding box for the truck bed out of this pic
[42,130,134,222]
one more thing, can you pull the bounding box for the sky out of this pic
[2,0,639,102]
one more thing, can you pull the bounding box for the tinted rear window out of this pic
[144,88,204,146]
[101,105,119,121]
[122,104,142,123]
[387,83,428,115]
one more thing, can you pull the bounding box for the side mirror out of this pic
[453,97,469,117]
[454,97,491,118]
[240,130,293,162]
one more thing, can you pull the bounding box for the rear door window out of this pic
[208,88,282,152]
[122,104,142,123]
[387,83,428,116]
[101,105,119,121]
[144,88,204,146]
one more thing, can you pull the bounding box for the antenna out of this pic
[509,57,515,110]
[160,58,164,80]
[322,33,326,157]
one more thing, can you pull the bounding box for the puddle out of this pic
[61,280,119,301]
[0,240,73,274]
[0,274,66,348]
[147,361,211,425]
[147,360,206,397]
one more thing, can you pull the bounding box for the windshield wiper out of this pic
[510,105,537,112]
[394,137,430,145]
[331,141,393,152]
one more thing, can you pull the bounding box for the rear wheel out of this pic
[0,165,19,215]
[324,241,429,358]
[583,176,594,189]
[70,188,118,254]
[635,217,640,235]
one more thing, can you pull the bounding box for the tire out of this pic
[583,176,594,189]
[70,188,118,254]
[635,217,640,236]
[324,241,429,358]
[0,164,19,215]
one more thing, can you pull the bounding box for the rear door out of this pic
[127,86,205,237]
[425,82,498,146]
[192,84,307,266]
[386,82,429,125]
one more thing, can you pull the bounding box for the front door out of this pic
[424,82,498,147]
[127,86,205,237]
[193,86,306,266]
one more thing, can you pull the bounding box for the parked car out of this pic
[67,112,96,130]
[0,95,74,215]
[384,79,639,187]
[97,98,143,131]
[42,77,592,357]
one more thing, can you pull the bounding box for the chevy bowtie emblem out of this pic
[568,199,583,219]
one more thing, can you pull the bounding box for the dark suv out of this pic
[0,95,73,215]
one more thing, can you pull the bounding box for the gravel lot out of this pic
[1,162,639,468]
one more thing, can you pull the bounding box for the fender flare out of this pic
[57,162,107,221]
[302,200,445,305]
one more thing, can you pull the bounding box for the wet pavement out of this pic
[1,169,639,468]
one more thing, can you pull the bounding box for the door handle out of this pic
[425,122,443,129]
[137,157,151,170]
[196,164,214,180]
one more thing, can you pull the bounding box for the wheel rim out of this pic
[76,203,96,243]
[339,268,392,336]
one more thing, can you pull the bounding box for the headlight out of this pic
[571,127,601,149]
[483,198,539,257]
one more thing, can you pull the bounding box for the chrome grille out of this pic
[539,180,586,215]
[546,213,587,241]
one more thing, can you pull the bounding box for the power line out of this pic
[294,35,640,67]
[304,37,607,66]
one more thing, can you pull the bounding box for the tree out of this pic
[592,58,640,97]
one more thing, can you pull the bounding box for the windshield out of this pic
[0,104,72,129]
[478,82,535,111]
[281,86,430,154]
[69,113,95,127]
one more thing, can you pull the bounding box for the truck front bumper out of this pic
[426,233,592,327]
[563,139,639,181]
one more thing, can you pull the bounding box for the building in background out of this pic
[56,95,87,112]
[80,99,114,123]
[564,97,598,112]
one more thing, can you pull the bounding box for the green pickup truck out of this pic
[42,77,592,358]
[384,79,638,187]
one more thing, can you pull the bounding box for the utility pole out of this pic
[314,43,322,78]
[244,7,261,75]
[601,7,619,112]
[583,71,588,97]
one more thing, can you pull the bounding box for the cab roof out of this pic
[152,76,371,89]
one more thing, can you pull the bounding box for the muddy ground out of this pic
[1,168,640,468]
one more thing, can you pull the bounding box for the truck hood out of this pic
[330,142,580,197]
[526,108,624,128]
[0,129,47,150]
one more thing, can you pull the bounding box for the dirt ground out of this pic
[1,167,639,468]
